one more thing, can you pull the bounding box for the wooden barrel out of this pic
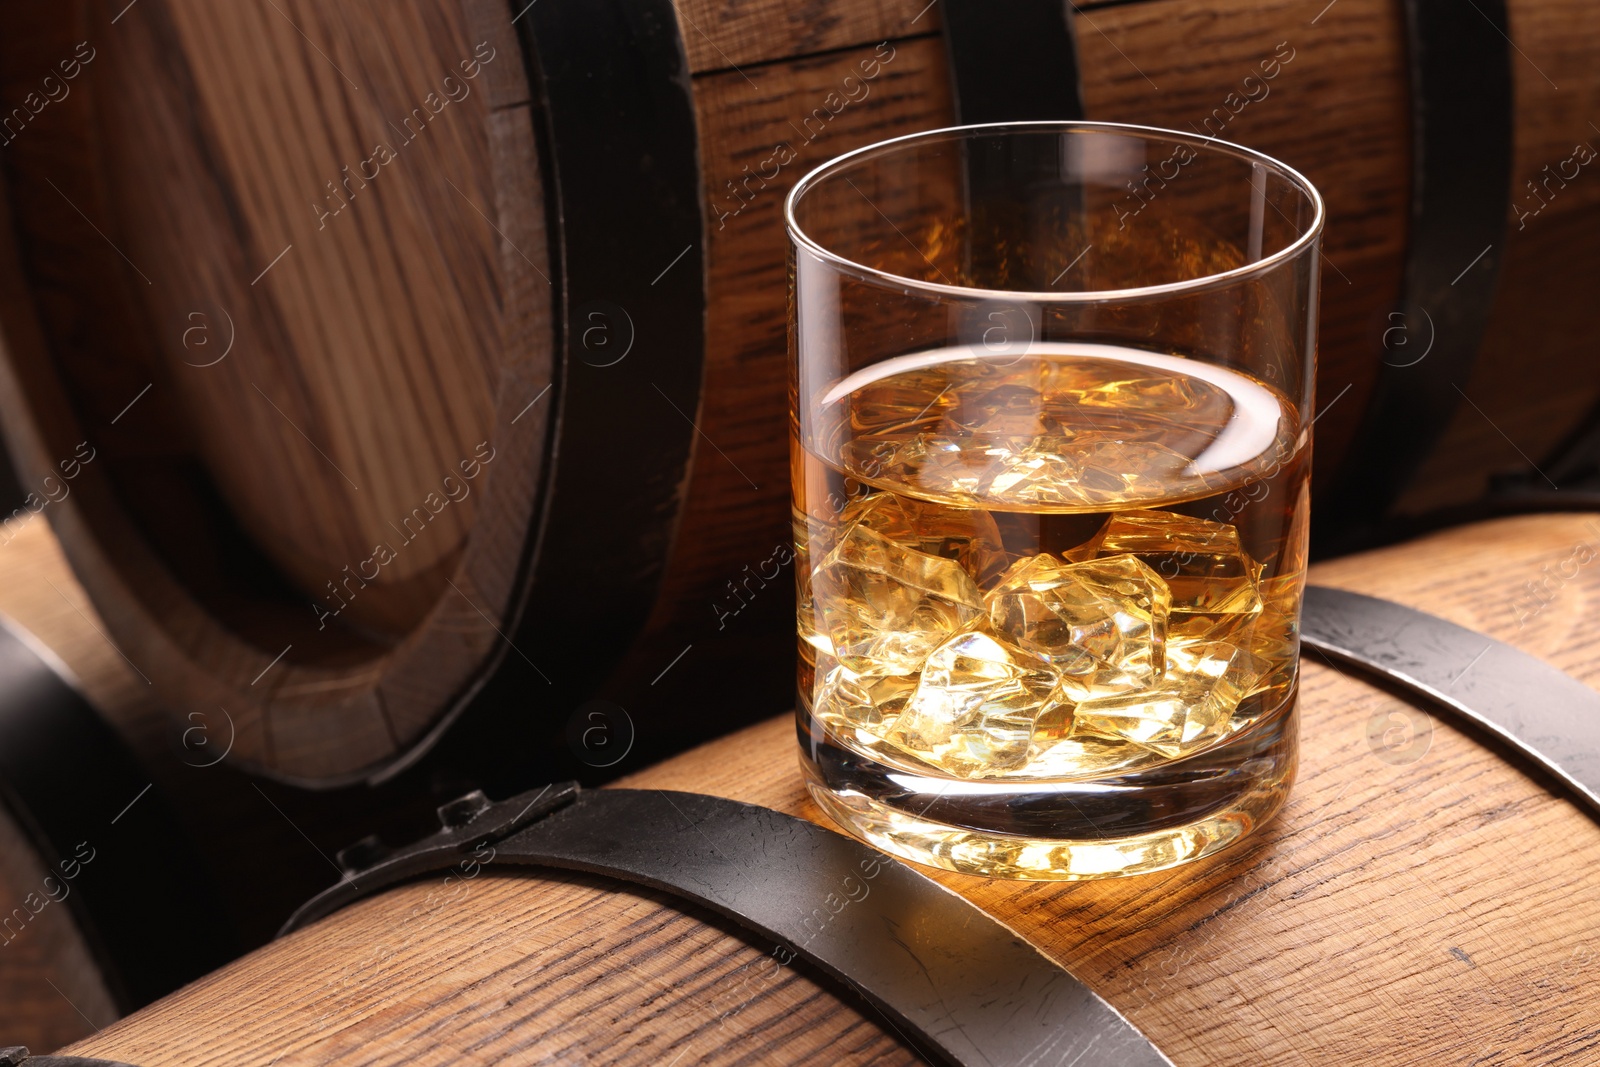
[0,518,231,1051]
[39,511,1600,1065]
[0,803,117,1053]
[0,516,260,1052]
[0,0,1596,785]
[0,516,470,1048]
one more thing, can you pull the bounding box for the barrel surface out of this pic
[0,518,210,1051]
[0,516,154,1053]
[0,0,551,783]
[0,515,459,1042]
[1,0,1597,786]
[1400,0,1600,515]
[0,801,117,1052]
[48,512,1600,1065]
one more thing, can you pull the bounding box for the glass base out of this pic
[799,694,1297,881]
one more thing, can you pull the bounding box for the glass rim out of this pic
[784,119,1327,304]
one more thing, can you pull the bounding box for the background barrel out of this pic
[0,0,1596,787]
[0,519,214,1051]
[0,801,117,1052]
[42,509,1600,1065]
[0,515,470,1049]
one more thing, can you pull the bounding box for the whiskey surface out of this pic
[796,343,1308,782]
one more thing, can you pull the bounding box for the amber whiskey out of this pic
[795,342,1306,878]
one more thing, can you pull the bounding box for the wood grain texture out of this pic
[59,511,1600,1065]
[1397,0,1600,514]
[112,0,495,617]
[1073,0,1411,500]
[601,37,956,759]
[0,0,550,780]
[676,0,936,73]
[61,875,918,1066]
[0,801,117,1053]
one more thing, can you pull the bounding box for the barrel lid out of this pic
[0,2,552,782]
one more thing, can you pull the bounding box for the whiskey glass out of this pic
[786,122,1322,879]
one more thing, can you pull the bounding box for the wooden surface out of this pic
[1073,0,1410,507]
[677,0,936,72]
[57,511,1600,1065]
[0,0,550,780]
[1399,0,1600,514]
[71,872,919,1067]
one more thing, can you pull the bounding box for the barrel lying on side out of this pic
[34,512,1600,1066]
[0,520,239,1051]
[0,518,437,1050]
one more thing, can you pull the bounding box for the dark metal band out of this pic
[284,786,1170,1067]
[485,0,706,719]
[940,0,1085,123]
[1315,0,1514,552]
[940,3,1085,320]
[0,621,233,1009]
[1302,585,1600,818]
[0,1050,135,1067]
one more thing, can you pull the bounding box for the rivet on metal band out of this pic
[283,785,1172,1067]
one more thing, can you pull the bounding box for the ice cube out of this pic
[1069,636,1268,756]
[811,523,986,676]
[1091,509,1264,616]
[986,553,1170,700]
[840,493,1008,587]
[812,659,918,737]
[840,434,1197,510]
[841,434,985,502]
[794,536,834,656]
[981,437,1200,508]
[885,629,1067,777]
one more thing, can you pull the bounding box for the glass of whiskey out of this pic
[785,123,1323,879]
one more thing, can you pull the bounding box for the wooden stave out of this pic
[0,512,913,1061]
[0,522,152,1057]
[44,511,1600,1066]
[1,0,1597,789]
[0,801,118,1053]
[0,0,553,784]
[0,515,509,1047]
